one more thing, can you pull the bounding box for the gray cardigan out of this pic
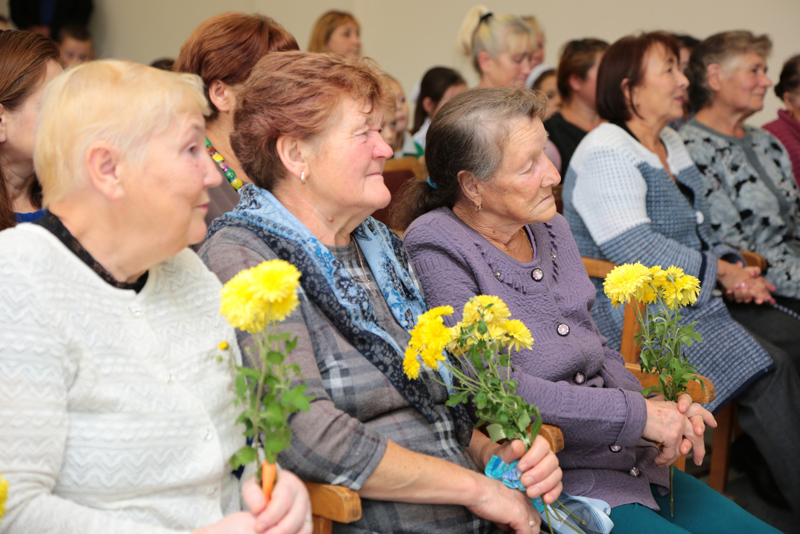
[404,208,669,511]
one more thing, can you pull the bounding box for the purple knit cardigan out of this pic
[404,207,669,510]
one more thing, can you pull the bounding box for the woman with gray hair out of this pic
[457,5,535,89]
[397,86,775,532]
[680,31,800,310]
[0,59,312,534]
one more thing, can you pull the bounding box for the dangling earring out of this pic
[300,171,307,184]
[475,203,483,212]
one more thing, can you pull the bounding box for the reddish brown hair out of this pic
[307,11,359,53]
[232,51,391,190]
[174,12,298,122]
[0,30,60,230]
[597,32,680,122]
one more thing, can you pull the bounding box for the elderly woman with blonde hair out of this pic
[200,50,563,534]
[0,59,311,534]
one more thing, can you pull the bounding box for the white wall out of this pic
[47,0,800,124]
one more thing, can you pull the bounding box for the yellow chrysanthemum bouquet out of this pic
[404,296,586,532]
[219,259,311,502]
[604,263,703,515]
[0,473,8,524]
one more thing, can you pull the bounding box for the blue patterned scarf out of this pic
[208,184,473,446]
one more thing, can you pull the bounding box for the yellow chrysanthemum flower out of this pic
[403,346,421,379]
[504,319,534,351]
[219,260,301,333]
[0,473,8,523]
[678,275,701,306]
[218,341,229,350]
[463,295,511,328]
[603,263,652,306]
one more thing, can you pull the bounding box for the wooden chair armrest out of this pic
[624,362,716,404]
[539,424,564,453]
[739,250,767,271]
[304,481,362,524]
[581,256,617,279]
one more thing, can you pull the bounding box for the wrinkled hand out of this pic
[675,393,716,465]
[192,471,312,534]
[719,261,775,304]
[494,436,562,504]
[468,476,541,534]
[244,471,312,534]
[643,396,713,467]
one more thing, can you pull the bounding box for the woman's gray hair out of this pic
[686,30,772,112]
[391,87,547,230]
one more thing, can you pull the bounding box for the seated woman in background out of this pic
[0,59,311,534]
[174,12,299,228]
[396,86,778,533]
[521,15,546,86]
[666,33,700,131]
[529,66,560,120]
[543,38,608,175]
[199,51,561,534]
[680,32,800,354]
[762,54,800,186]
[385,75,421,158]
[307,10,361,59]
[0,30,60,230]
[411,66,467,152]
[457,5,535,89]
[562,31,800,515]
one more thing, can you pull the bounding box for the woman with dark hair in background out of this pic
[175,12,299,227]
[411,66,467,152]
[0,30,61,230]
[307,10,361,58]
[543,38,608,175]
[763,53,800,186]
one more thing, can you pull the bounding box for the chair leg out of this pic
[673,455,687,472]
[708,403,734,493]
[312,517,332,534]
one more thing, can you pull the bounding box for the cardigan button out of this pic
[531,268,544,281]
[629,466,641,478]
[557,323,570,336]
[204,429,213,441]
[609,444,622,453]
[696,211,704,225]
[574,372,586,384]
[494,270,502,280]
[128,305,142,318]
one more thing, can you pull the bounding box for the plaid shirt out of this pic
[200,225,497,534]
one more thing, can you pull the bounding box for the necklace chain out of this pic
[206,138,243,191]
[352,240,379,298]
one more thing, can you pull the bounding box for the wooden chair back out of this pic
[372,156,423,228]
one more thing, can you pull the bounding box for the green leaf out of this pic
[516,410,531,431]
[486,423,507,443]
[267,350,285,365]
[229,445,258,469]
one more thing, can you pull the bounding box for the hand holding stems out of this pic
[192,471,312,534]
[717,260,775,304]
[491,436,563,504]
[643,394,716,467]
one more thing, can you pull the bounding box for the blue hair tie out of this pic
[426,176,438,189]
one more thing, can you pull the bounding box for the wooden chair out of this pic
[305,481,362,534]
[372,156,424,228]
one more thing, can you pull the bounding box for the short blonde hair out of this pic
[35,60,209,206]
[307,11,359,53]
[456,5,534,75]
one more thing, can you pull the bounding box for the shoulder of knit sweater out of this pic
[0,223,219,289]
[404,207,467,247]
[571,123,646,171]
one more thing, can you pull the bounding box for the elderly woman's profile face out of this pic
[629,44,688,125]
[127,112,221,249]
[302,96,393,215]
[477,116,560,225]
[715,52,772,115]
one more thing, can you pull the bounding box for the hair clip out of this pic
[479,12,493,24]
[426,176,438,189]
